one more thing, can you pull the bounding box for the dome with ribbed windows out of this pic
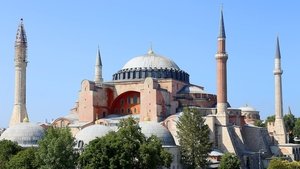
[0,122,45,147]
[113,49,189,83]
[122,49,180,70]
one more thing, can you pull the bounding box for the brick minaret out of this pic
[94,46,103,86]
[215,9,228,125]
[9,19,29,127]
[273,37,287,144]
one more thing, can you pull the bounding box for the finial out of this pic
[147,42,154,55]
[23,116,29,123]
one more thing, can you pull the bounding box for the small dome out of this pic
[139,121,175,146]
[239,105,257,112]
[178,85,205,94]
[122,49,180,70]
[0,123,45,147]
[75,125,112,145]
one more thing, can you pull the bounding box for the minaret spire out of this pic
[219,9,226,38]
[10,18,29,127]
[275,36,281,59]
[94,46,103,86]
[273,36,286,144]
[215,8,228,125]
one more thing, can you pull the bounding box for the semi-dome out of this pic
[75,125,112,145]
[113,49,189,83]
[139,121,175,146]
[122,49,180,70]
[0,122,45,147]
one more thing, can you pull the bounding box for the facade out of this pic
[2,11,300,169]
[51,10,300,169]
[52,10,296,169]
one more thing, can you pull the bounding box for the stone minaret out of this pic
[215,9,228,125]
[94,46,103,86]
[9,19,29,127]
[273,37,287,144]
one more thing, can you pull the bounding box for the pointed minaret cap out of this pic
[275,36,281,59]
[16,18,27,44]
[96,46,102,66]
[219,8,226,38]
[288,106,292,115]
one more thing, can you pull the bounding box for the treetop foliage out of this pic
[176,107,212,169]
[219,152,241,169]
[79,117,172,169]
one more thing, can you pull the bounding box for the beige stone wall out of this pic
[140,78,158,121]
[78,80,95,122]
[205,116,216,144]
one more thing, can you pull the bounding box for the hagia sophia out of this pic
[1,10,300,169]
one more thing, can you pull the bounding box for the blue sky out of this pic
[0,1,299,127]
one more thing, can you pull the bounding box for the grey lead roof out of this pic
[219,9,226,38]
[16,18,27,44]
[275,37,281,59]
[0,122,45,147]
[122,49,180,70]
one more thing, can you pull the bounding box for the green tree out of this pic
[78,117,172,169]
[219,153,240,169]
[36,127,78,169]
[7,147,39,169]
[176,107,212,169]
[266,115,275,124]
[293,118,300,141]
[0,140,22,169]
[254,120,266,127]
[284,113,296,143]
[267,158,300,169]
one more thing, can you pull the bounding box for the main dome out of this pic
[112,49,189,83]
[122,49,180,70]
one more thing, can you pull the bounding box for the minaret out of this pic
[94,46,103,86]
[273,37,287,144]
[9,19,29,127]
[215,9,228,125]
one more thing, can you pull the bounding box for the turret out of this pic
[94,46,103,86]
[273,37,286,144]
[10,19,29,127]
[215,9,228,125]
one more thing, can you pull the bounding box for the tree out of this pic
[293,118,300,141]
[267,158,300,169]
[284,113,296,143]
[265,115,275,124]
[176,107,212,169]
[78,117,172,169]
[254,120,266,127]
[219,153,240,169]
[0,140,23,169]
[7,147,38,169]
[35,127,78,169]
